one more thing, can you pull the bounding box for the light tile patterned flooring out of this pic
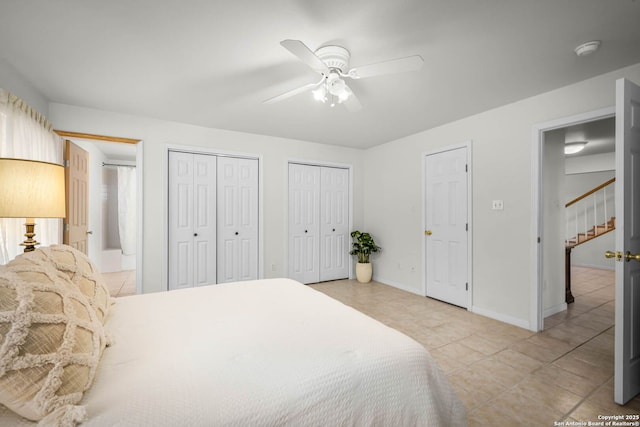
[311,266,640,426]
[103,269,136,297]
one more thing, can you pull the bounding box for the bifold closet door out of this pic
[288,163,349,284]
[319,167,349,281]
[168,152,217,290]
[217,156,259,283]
[288,163,321,284]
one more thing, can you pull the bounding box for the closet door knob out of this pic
[332,228,335,232]
[304,230,308,233]
[194,233,198,237]
[235,232,239,235]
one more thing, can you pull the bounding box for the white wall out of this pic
[566,152,615,174]
[49,104,365,294]
[363,62,640,329]
[0,59,49,117]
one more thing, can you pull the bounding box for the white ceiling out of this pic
[1,1,639,149]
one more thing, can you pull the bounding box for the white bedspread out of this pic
[1,278,466,426]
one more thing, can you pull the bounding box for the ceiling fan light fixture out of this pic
[312,85,327,102]
[338,89,351,103]
[564,141,587,154]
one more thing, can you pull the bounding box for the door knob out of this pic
[235,232,239,235]
[605,250,622,261]
[425,230,432,236]
[86,231,93,235]
[625,251,640,262]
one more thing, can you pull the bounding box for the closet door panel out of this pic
[169,152,194,290]
[217,157,259,283]
[319,167,349,282]
[192,155,217,286]
[288,163,320,284]
[237,158,259,281]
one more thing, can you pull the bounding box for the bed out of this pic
[0,246,466,426]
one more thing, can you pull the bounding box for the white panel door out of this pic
[613,78,640,404]
[217,156,259,283]
[288,163,321,284]
[193,155,217,286]
[168,152,216,290]
[319,167,349,282]
[425,148,468,307]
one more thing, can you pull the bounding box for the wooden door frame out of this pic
[56,130,144,295]
[530,106,614,332]
[422,142,473,309]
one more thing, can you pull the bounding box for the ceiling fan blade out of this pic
[263,79,323,104]
[342,88,362,112]
[348,55,424,79]
[280,39,330,75]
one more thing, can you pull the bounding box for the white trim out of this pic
[167,143,260,161]
[422,141,473,309]
[471,305,530,330]
[285,158,354,280]
[373,276,424,296]
[164,144,264,291]
[544,302,567,318]
[531,106,615,332]
[135,140,144,295]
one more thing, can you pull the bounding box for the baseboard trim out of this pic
[471,305,531,330]
[544,302,567,318]
[373,276,424,296]
[571,263,614,271]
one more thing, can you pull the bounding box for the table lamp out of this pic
[0,158,66,252]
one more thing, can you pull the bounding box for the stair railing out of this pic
[565,178,615,246]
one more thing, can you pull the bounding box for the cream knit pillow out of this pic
[0,262,106,425]
[10,245,112,323]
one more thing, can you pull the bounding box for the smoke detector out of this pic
[574,41,601,57]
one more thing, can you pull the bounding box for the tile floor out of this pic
[103,269,136,297]
[310,266,640,426]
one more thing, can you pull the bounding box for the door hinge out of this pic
[465,164,468,172]
[64,223,69,232]
[64,159,70,168]
[466,282,468,291]
[538,237,541,243]
[465,223,468,231]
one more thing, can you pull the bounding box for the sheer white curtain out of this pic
[116,166,136,255]
[0,88,64,264]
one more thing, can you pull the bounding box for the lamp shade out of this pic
[0,158,66,218]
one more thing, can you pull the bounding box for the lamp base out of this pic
[20,219,40,253]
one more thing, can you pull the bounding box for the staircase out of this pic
[566,216,616,249]
[564,178,615,304]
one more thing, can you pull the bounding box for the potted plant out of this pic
[349,230,381,283]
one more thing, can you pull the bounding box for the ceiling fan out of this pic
[264,39,424,112]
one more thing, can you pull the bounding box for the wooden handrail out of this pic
[54,130,141,144]
[565,178,615,208]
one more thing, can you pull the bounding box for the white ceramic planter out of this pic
[356,262,373,283]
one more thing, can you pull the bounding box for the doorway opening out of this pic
[532,107,614,331]
[56,130,143,296]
